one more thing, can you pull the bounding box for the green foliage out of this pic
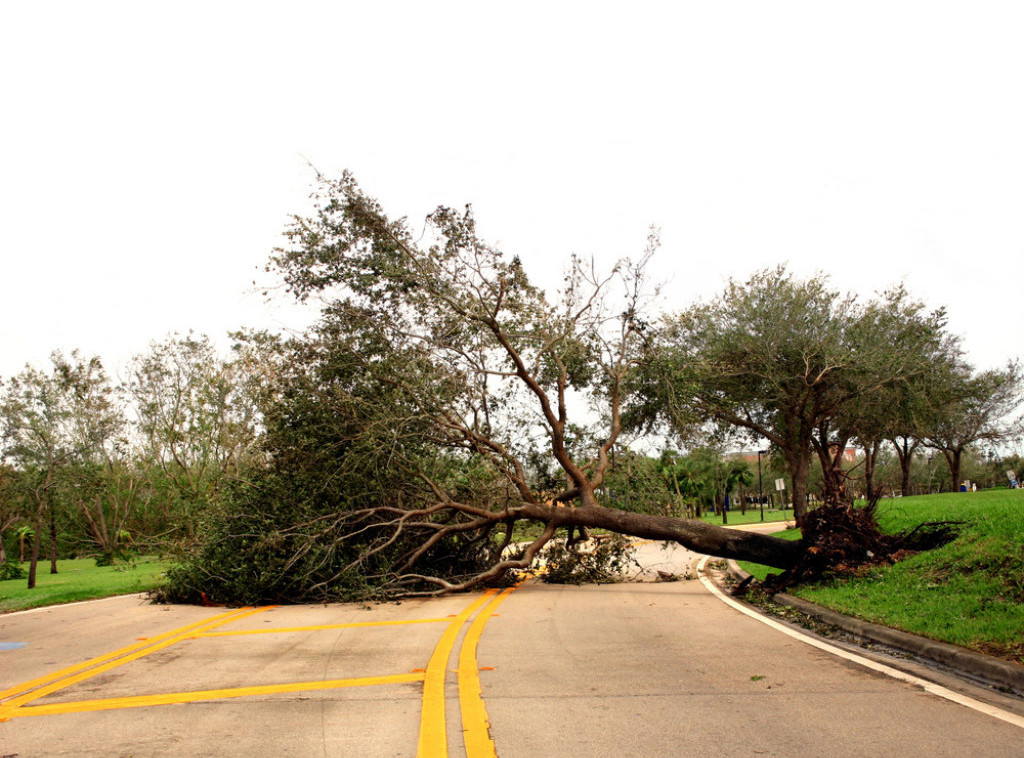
[156,320,515,604]
[922,361,1024,491]
[93,547,136,567]
[158,470,503,605]
[0,340,265,572]
[158,474,366,605]
[595,447,757,520]
[599,449,673,515]
[540,534,640,585]
[0,560,26,580]
[125,333,265,544]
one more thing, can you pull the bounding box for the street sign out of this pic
[774,478,785,491]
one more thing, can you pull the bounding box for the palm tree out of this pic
[16,524,35,563]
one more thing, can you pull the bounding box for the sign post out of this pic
[757,449,766,521]
[775,478,786,512]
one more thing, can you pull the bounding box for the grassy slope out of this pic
[741,490,1024,664]
[0,557,170,613]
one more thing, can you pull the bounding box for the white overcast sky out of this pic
[2,2,1022,382]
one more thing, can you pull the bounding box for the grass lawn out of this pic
[0,556,171,614]
[739,489,1024,664]
[737,528,803,581]
[701,507,795,526]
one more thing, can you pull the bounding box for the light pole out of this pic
[757,449,766,521]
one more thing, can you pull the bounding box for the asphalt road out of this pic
[2,537,1023,757]
[482,542,1024,757]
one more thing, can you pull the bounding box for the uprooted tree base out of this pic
[750,498,962,594]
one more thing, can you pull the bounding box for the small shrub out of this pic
[94,548,137,568]
[0,561,26,580]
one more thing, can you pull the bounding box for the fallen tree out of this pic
[163,173,836,603]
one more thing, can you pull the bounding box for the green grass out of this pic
[740,490,1024,663]
[0,557,171,614]
[737,528,803,581]
[701,507,796,527]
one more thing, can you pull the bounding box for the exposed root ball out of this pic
[760,498,960,592]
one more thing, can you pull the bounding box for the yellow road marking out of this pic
[2,607,272,710]
[417,591,496,758]
[0,607,254,704]
[198,617,451,637]
[459,588,514,758]
[0,672,424,719]
[2,589,520,758]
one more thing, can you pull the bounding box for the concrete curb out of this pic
[1,592,150,618]
[726,560,1024,694]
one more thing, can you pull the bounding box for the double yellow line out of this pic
[417,587,515,758]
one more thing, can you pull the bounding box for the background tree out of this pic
[657,447,753,523]
[642,270,949,523]
[0,463,24,564]
[985,451,1024,489]
[125,333,262,543]
[810,287,955,500]
[0,352,112,587]
[718,457,755,522]
[54,353,137,561]
[598,448,673,516]
[923,360,1024,490]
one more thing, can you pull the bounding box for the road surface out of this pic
[1,538,1022,756]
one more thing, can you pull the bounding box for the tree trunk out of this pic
[788,451,810,526]
[49,500,59,574]
[813,428,852,504]
[891,437,917,497]
[27,516,42,590]
[944,449,963,491]
[517,501,804,570]
[864,441,879,500]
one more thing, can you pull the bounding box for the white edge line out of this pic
[696,555,1024,731]
[2,592,149,618]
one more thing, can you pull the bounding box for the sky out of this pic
[2,2,1023,382]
